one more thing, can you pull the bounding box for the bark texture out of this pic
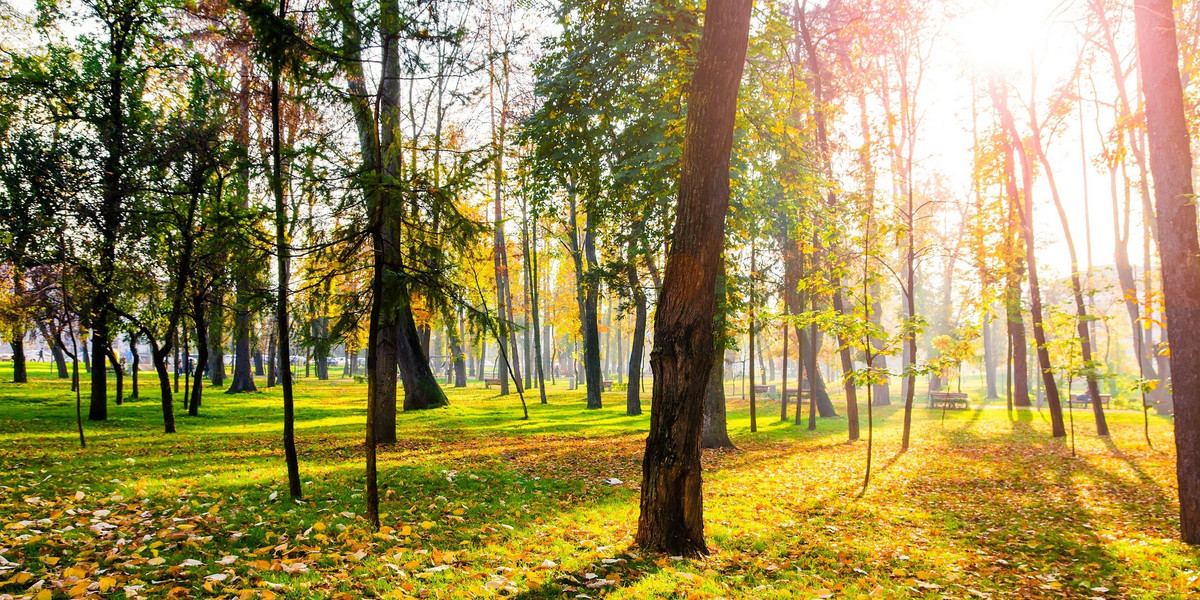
[636,0,751,556]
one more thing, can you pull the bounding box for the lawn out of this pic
[0,363,1196,599]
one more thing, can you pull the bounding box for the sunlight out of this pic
[951,0,1048,74]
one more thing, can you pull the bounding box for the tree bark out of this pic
[191,295,208,416]
[1133,0,1200,544]
[128,334,139,399]
[636,0,751,556]
[627,241,647,416]
[227,304,258,392]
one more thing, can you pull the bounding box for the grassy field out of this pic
[0,362,1196,599]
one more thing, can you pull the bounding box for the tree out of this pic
[1132,0,1200,544]
[636,0,752,556]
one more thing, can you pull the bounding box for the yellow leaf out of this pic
[70,580,91,596]
[262,591,277,600]
[312,521,326,532]
[421,521,435,530]
[35,590,52,600]
[100,576,117,592]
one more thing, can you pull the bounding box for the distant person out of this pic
[38,349,44,362]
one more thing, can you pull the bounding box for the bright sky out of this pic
[923,0,1146,277]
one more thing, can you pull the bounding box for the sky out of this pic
[920,0,1148,277]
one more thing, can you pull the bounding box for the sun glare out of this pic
[951,0,1048,74]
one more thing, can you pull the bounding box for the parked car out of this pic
[329,356,346,367]
[0,353,13,362]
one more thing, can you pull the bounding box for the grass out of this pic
[0,362,1196,599]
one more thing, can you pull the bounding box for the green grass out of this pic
[0,362,1196,599]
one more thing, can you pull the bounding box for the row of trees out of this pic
[3,0,1199,549]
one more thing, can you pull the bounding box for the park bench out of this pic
[928,391,969,410]
[1067,393,1111,408]
[783,386,812,402]
[484,377,504,388]
[602,380,613,391]
[752,384,777,398]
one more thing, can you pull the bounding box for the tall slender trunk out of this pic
[626,239,647,415]
[268,4,301,497]
[191,295,208,416]
[582,222,602,407]
[993,81,1064,436]
[128,334,139,399]
[749,241,757,433]
[1027,114,1108,435]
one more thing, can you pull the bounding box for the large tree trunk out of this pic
[636,0,751,556]
[88,326,108,420]
[1134,0,1200,544]
[398,281,448,411]
[227,304,258,392]
[702,262,732,448]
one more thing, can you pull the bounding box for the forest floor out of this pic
[0,363,1195,599]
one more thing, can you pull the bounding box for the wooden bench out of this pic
[752,384,777,397]
[484,377,504,388]
[783,388,812,401]
[1067,393,1111,408]
[602,380,613,391]
[929,392,969,409]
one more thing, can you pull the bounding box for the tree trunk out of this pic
[106,342,123,406]
[749,241,757,433]
[268,5,302,498]
[636,0,751,555]
[10,333,26,383]
[994,81,1065,436]
[1027,114,1108,435]
[266,327,277,388]
[627,242,647,416]
[832,290,859,441]
[207,299,225,387]
[227,300,258,392]
[703,262,732,447]
[1134,0,1200,544]
[152,347,176,433]
[398,281,449,410]
[583,225,602,408]
[191,296,208,416]
[128,334,139,399]
[51,343,68,379]
[447,310,467,387]
[88,326,107,420]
